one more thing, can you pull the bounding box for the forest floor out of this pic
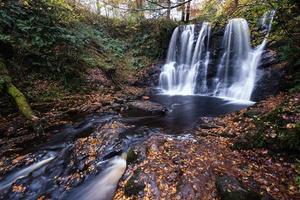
[114,92,300,200]
[0,68,299,199]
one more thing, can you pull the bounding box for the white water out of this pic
[159,11,275,101]
[214,11,275,100]
[213,18,260,100]
[159,23,211,95]
[69,154,127,200]
[0,154,55,191]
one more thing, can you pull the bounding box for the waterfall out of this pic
[158,11,274,101]
[213,18,254,100]
[213,11,275,100]
[159,23,211,95]
[261,10,276,35]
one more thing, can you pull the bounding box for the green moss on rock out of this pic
[124,168,145,197]
[126,148,139,165]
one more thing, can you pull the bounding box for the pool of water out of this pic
[122,95,253,133]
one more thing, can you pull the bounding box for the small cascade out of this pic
[159,23,211,95]
[261,10,276,35]
[68,154,127,200]
[0,153,55,191]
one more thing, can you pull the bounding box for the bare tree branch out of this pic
[101,0,193,12]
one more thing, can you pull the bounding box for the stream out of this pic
[0,12,275,199]
[0,95,251,200]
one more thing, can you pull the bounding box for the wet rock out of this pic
[216,175,263,200]
[133,64,161,87]
[259,49,278,69]
[124,169,145,197]
[232,137,254,150]
[114,97,126,104]
[198,123,220,129]
[252,65,286,101]
[252,49,286,101]
[198,117,222,129]
[128,100,167,115]
[126,148,138,165]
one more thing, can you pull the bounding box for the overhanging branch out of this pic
[101,0,192,12]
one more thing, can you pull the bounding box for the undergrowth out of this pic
[0,0,177,96]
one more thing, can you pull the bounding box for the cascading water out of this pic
[67,154,127,200]
[158,11,275,101]
[159,23,211,95]
[213,18,257,100]
[213,11,275,100]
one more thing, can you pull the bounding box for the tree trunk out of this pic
[185,0,191,22]
[0,58,38,121]
[166,0,171,19]
[235,0,239,8]
[96,0,101,14]
[136,0,144,18]
[181,1,185,22]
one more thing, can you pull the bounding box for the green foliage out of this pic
[278,40,294,62]
[252,105,300,151]
[0,1,177,92]
[198,0,300,94]
[0,0,123,89]
[130,19,178,59]
[197,0,299,44]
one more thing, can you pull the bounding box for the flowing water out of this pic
[0,153,56,191]
[159,11,275,101]
[159,23,211,95]
[213,11,275,100]
[67,154,127,200]
[0,11,275,200]
[0,96,252,200]
[213,18,263,100]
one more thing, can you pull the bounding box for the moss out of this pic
[0,58,7,73]
[243,109,260,118]
[126,148,138,165]
[6,83,37,121]
[124,168,145,197]
[245,101,300,152]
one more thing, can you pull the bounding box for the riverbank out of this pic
[0,85,299,199]
[114,91,300,200]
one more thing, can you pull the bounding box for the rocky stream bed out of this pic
[0,88,299,200]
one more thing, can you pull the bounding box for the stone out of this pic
[259,49,278,69]
[216,175,263,200]
[128,100,167,115]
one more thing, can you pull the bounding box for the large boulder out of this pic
[128,100,166,115]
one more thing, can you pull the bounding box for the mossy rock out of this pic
[124,168,145,197]
[243,109,260,118]
[232,136,256,150]
[126,148,138,165]
[216,175,273,200]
